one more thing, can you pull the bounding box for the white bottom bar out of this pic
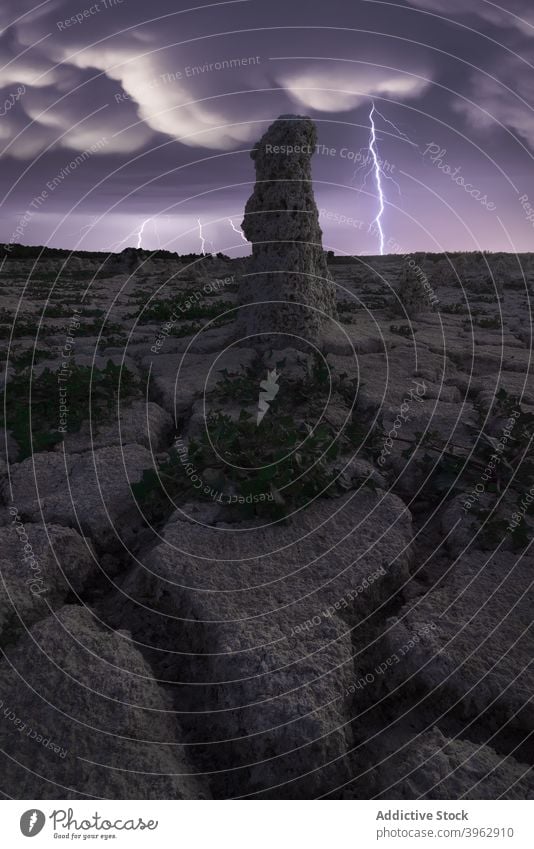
[2,800,532,847]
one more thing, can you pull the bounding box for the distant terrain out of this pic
[0,245,532,799]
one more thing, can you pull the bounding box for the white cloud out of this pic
[0,26,266,154]
[277,66,430,113]
[0,1,433,158]
[454,69,534,146]
[91,53,260,150]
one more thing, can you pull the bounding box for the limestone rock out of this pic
[0,523,96,647]
[392,257,436,318]
[146,348,257,416]
[0,606,207,798]
[492,258,511,295]
[368,727,534,799]
[119,490,413,797]
[56,401,172,454]
[382,550,533,736]
[4,444,153,549]
[237,115,337,348]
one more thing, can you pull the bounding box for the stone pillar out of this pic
[392,256,434,318]
[237,115,337,348]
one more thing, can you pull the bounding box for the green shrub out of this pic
[1,360,141,460]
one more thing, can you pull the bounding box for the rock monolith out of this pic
[237,115,337,348]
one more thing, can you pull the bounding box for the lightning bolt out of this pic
[109,217,159,252]
[196,218,215,256]
[371,104,416,147]
[369,103,386,255]
[135,217,152,249]
[356,102,418,255]
[228,218,248,244]
[197,217,206,255]
[28,811,38,833]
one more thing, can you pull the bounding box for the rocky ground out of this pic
[0,246,532,799]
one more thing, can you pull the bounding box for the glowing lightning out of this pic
[136,217,152,249]
[109,216,159,252]
[196,218,215,255]
[371,104,416,147]
[197,217,207,255]
[228,218,248,244]
[368,103,385,256]
[355,102,419,256]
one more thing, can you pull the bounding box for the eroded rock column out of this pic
[237,115,337,348]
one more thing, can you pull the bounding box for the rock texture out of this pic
[4,444,152,549]
[367,728,534,799]
[237,115,337,348]
[0,606,207,798]
[117,490,414,798]
[392,256,435,318]
[0,523,96,647]
[382,550,533,737]
[146,347,257,417]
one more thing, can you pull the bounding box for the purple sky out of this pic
[1,0,534,256]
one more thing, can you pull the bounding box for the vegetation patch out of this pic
[132,354,382,523]
[1,360,141,460]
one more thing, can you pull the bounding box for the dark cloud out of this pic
[406,0,534,34]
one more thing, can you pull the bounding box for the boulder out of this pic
[120,490,413,798]
[0,522,96,647]
[4,444,153,549]
[0,606,207,798]
[392,258,436,318]
[57,401,172,454]
[382,550,533,737]
[367,727,534,799]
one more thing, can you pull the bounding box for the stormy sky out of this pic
[1,0,534,256]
